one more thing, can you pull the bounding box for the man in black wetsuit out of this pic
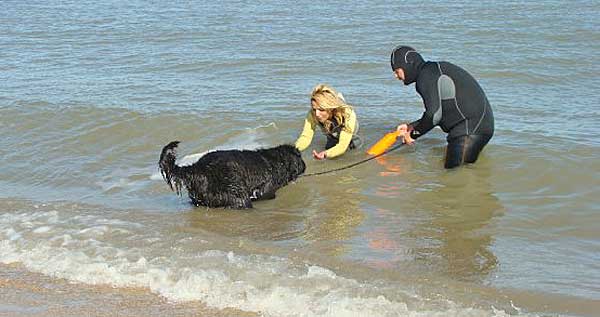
[391,46,494,169]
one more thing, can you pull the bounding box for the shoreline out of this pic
[0,263,256,317]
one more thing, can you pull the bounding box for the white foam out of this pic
[79,225,109,236]
[149,151,211,180]
[177,151,207,166]
[32,226,53,234]
[149,172,163,181]
[0,209,534,317]
[245,121,278,131]
[305,265,337,279]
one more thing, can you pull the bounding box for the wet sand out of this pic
[0,263,256,317]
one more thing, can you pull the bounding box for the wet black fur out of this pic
[159,141,306,209]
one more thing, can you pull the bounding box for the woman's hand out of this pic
[396,124,415,145]
[312,150,327,160]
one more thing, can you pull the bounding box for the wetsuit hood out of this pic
[390,46,425,85]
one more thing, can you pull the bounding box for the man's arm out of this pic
[408,76,442,139]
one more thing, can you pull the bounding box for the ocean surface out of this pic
[1,1,599,316]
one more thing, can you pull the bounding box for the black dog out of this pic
[159,141,305,209]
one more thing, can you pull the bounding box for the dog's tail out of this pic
[159,141,184,195]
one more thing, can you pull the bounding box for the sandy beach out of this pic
[0,263,256,317]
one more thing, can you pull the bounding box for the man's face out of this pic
[393,68,405,82]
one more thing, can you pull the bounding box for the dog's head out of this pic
[275,144,306,178]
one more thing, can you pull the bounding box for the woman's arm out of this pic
[294,111,316,151]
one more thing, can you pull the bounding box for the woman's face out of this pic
[312,100,332,123]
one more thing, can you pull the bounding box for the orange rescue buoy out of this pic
[366,131,400,156]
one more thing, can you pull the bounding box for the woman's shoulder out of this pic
[344,107,357,130]
[346,106,357,119]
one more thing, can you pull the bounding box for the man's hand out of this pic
[396,124,415,145]
[312,150,327,160]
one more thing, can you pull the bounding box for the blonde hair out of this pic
[310,84,353,134]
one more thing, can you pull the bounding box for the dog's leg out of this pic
[250,186,277,201]
[233,197,253,209]
[256,191,276,201]
[190,198,203,207]
[189,193,208,207]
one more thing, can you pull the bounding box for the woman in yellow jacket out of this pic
[295,84,360,160]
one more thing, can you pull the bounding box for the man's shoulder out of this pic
[416,62,441,87]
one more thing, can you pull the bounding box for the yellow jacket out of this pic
[294,109,357,158]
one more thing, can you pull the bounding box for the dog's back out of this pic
[159,142,305,208]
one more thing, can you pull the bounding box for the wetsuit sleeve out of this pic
[408,119,421,130]
[409,78,441,139]
[294,111,316,151]
[325,110,356,158]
